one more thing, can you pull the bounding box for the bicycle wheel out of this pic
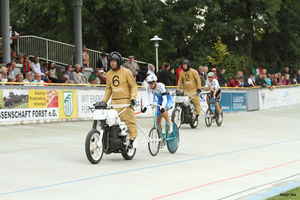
[148,127,160,156]
[171,108,181,128]
[216,106,223,127]
[85,129,103,164]
[167,123,179,154]
[205,109,212,127]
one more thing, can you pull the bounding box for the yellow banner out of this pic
[58,90,78,119]
[0,90,3,109]
[28,90,47,108]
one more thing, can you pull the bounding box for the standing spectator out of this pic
[24,72,34,83]
[170,67,176,86]
[6,63,14,77]
[9,26,20,51]
[0,74,3,83]
[63,65,75,83]
[271,73,280,85]
[211,68,218,80]
[10,60,17,77]
[96,52,108,71]
[48,62,60,83]
[11,51,17,62]
[217,68,227,87]
[82,44,90,67]
[176,65,183,85]
[282,67,290,76]
[124,55,140,79]
[264,74,271,86]
[80,67,88,83]
[198,66,206,86]
[291,74,297,84]
[283,74,292,85]
[227,75,240,87]
[203,66,208,80]
[15,73,24,82]
[31,56,42,75]
[248,72,256,87]
[160,62,166,72]
[262,68,267,76]
[147,64,156,76]
[296,70,300,83]
[255,73,267,87]
[17,54,24,65]
[72,64,86,84]
[21,55,31,77]
[157,63,172,86]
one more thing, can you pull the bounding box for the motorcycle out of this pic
[171,92,198,129]
[85,104,136,164]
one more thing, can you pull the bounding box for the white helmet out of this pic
[146,74,157,84]
[208,72,214,77]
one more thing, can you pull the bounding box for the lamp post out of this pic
[150,35,163,73]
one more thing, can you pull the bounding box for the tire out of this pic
[167,123,179,154]
[205,109,212,127]
[216,106,223,127]
[121,146,136,160]
[189,110,198,129]
[85,129,104,164]
[171,108,181,128]
[148,127,160,156]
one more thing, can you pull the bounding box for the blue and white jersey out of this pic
[144,82,173,109]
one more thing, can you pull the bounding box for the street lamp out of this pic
[150,35,163,73]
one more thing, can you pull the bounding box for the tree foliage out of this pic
[7,0,300,77]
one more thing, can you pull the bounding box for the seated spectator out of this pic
[15,73,24,83]
[89,76,97,84]
[61,74,70,84]
[31,56,42,75]
[239,76,249,87]
[95,69,106,84]
[278,74,285,85]
[255,73,267,87]
[283,74,292,85]
[291,74,297,84]
[0,67,8,82]
[48,62,61,83]
[33,73,45,85]
[80,67,88,83]
[217,68,227,87]
[63,65,75,83]
[248,72,256,87]
[24,72,34,83]
[21,55,31,77]
[40,62,49,82]
[7,76,15,82]
[72,64,86,84]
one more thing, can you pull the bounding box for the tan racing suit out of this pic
[177,68,201,115]
[103,67,138,140]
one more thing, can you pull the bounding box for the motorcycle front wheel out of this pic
[85,129,104,164]
[122,146,136,160]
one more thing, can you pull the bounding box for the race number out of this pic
[112,75,120,87]
[185,74,190,81]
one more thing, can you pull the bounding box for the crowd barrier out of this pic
[0,84,299,124]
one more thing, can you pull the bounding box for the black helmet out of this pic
[182,59,191,71]
[108,52,123,67]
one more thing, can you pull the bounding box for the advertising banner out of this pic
[232,92,247,111]
[0,89,28,109]
[28,90,47,108]
[0,108,59,121]
[77,90,104,118]
[58,90,78,119]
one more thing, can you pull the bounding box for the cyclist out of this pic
[176,59,202,120]
[97,52,138,149]
[205,72,222,122]
[141,74,173,136]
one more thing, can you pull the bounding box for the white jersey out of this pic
[205,79,220,91]
[144,82,169,107]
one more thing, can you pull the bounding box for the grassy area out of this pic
[267,187,300,200]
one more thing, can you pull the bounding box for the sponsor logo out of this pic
[63,91,73,117]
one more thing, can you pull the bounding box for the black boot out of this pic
[128,139,134,149]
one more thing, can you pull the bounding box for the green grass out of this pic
[266,187,300,200]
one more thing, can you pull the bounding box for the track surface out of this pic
[0,105,299,200]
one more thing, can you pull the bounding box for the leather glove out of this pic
[130,99,136,107]
[94,101,107,109]
[197,89,202,94]
[141,107,147,113]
